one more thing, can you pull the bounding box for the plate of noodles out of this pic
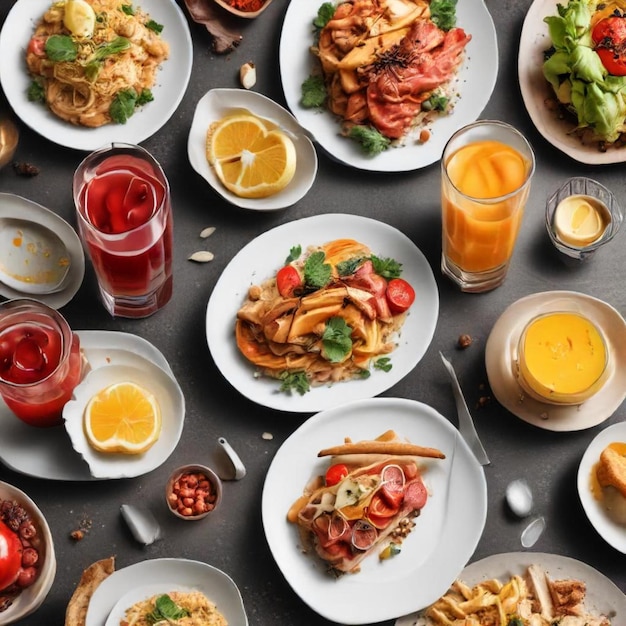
[0,0,192,151]
[206,213,439,413]
[279,0,498,172]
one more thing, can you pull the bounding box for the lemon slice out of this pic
[64,0,96,38]
[206,113,297,199]
[83,381,161,454]
[553,194,609,247]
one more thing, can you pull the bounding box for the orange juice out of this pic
[443,140,532,273]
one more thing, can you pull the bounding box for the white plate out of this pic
[63,362,185,479]
[0,193,84,308]
[396,551,626,625]
[0,330,178,480]
[261,397,487,624]
[519,0,626,165]
[188,88,318,211]
[206,214,439,413]
[485,291,626,432]
[86,558,248,626]
[578,421,626,554]
[279,0,497,171]
[0,0,192,151]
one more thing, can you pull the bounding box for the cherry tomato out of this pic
[592,16,626,75]
[0,520,22,591]
[276,265,302,298]
[385,278,416,314]
[27,36,46,57]
[325,463,349,487]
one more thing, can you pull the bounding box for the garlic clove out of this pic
[200,226,216,239]
[188,251,214,263]
[240,62,256,89]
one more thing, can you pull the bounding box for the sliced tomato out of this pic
[385,278,416,314]
[592,16,626,76]
[276,265,302,298]
[368,493,399,519]
[325,463,349,487]
[0,520,22,591]
[27,36,46,57]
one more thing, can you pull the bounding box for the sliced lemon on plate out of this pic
[206,113,297,199]
[64,0,96,38]
[83,381,162,454]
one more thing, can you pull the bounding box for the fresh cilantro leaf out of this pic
[430,0,457,31]
[285,245,302,264]
[93,36,131,61]
[336,256,366,276]
[279,371,310,395]
[348,125,390,156]
[45,35,77,62]
[109,89,137,124]
[322,317,353,363]
[313,2,335,29]
[358,369,371,379]
[374,357,392,372]
[120,4,135,15]
[370,255,402,279]
[301,75,327,108]
[27,80,45,103]
[146,19,163,34]
[304,251,331,289]
[147,595,190,624]
[136,88,153,106]
[422,93,449,112]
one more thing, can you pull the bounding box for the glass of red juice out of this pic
[0,299,83,427]
[73,143,173,318]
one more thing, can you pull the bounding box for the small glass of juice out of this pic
[441,120,535,292]
[73,143,173,318]
[0,298,83,427]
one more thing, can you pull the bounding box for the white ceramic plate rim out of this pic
[0,0,192,151]
[205,214,439,413]
[0,330,177,480]
[261,397,487,624]
[187,88,318,211]
[485,290,626,431]
[398,551,626,624]
[0,481,57,625]
[85,558,248,626]
[577,421,626,554]
[519,0,626,165]
[0,193,84,308]
[279,0,498,171]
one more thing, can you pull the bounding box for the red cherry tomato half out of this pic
[592,17,626,76]
[325,463,349,487]
[385,278,416,314]
[0,520,23,591]
[27,36,46,57]
[276,265,302,298]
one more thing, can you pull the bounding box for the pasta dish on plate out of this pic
[235,238,416,394]
[25,0,169,127]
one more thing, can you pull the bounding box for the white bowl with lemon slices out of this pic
[188,88,318,211]
[63,362,185,479]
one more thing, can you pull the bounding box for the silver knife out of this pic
[439,351,490,466]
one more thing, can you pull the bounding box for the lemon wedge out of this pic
[553,194,609,247]
[64,0,96,38]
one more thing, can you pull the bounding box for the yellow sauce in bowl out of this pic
[517,312,608,405]
[553,194,610,247]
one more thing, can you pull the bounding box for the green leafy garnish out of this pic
[336,256,366,276]
[301,75,327,108]
[348,125,391,156]
[45,35,77,62]
[285,245,302,264]
[506,619,524,626]
[322,317,353,363]
[430,0,458,31]
[373,357,392,372]
[422,93,449,112]
[146,19,164,34]
[279,371,310,395]
[110,89,138,123]
[27,80,45,103]
[146,595,190,624]
[370,255,402,279]
[313,2,335,29]
[303,251,332,289]
[120,3,135,15]
[93,36,132,61]
[136,88,154,106]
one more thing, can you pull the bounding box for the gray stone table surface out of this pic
[0,0,625,624]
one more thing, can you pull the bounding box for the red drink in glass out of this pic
[0,299,83,427]
[73,144,173,318]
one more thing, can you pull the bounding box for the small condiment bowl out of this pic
[213,0,272,18]
[546,177,623,261]
[165,464,222,521]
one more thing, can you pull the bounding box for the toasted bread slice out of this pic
[596,446,626,497]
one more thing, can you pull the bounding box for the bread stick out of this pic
[317,440,445,459]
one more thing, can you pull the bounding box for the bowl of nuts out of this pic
[166,464,222,521]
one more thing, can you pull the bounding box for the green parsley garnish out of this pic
[336,256,366,276]
[146,19,164,34]
[285,245,302,265]
[313,2,335,30]
[430,0,458,31]
[303,251,332,289]
[93,36,132,61]
[146,595,190,624]
[370,255,402,279]
[301,75,327,109]
[120,4,135,15]
[109,88,153,124]
[279,371,310,395]
[322,317,353,363]
[348,125,391,156]
[422,93,449,112]
[373,357,392,372]
[27,80,45,103]
[45,35,77,62]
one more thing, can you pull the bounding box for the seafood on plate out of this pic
[235,238,417,394]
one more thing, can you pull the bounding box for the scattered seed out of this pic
[200,226,216,239]
[261,432,273,440]
[457,334,472,349]
[188,251,215,263]
[240,62,256,89]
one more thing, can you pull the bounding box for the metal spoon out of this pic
[0,115,19,170]
[0,218,71,294]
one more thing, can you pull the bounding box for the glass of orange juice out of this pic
[441,120,535,292]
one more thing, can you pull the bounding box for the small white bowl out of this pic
[0,481,56,624]
[188,88,317,211]
[165,464,223,521]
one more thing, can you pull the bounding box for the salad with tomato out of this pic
[543,0,626,146]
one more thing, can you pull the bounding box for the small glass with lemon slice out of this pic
[546,177,623,261]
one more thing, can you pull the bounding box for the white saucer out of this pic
[485,291,626,432]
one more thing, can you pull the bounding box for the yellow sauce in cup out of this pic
[517,312,608,404]
[553,194,611,247]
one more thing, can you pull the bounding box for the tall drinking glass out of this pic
[441,120,535,293]
[73,143,173,318]
[0,298,83,427]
